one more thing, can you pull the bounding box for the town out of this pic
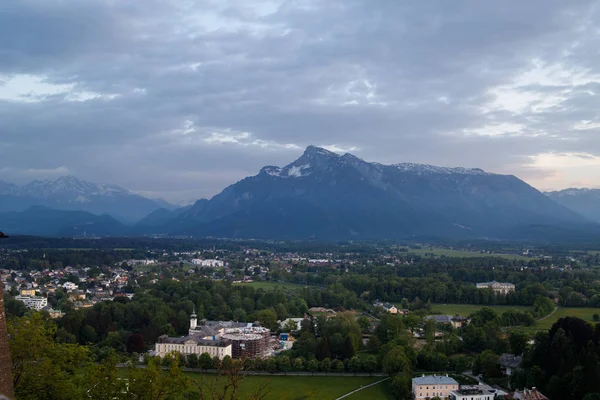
[2,239,599,399]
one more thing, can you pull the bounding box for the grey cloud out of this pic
[2,0,600,202]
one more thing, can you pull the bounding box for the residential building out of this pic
[498,353,522,376]
[425,315,470,329]
[15,295,48,311]
[62,282,78,291]
[374,300,397,313]
[155,335,232,359]
[191,259,224,267]
[279,317,304,331]
[449,385,495,400]
[476,281,515,295]
[412,375,459,400]
[508,388,549,400]
[19,289,36,297]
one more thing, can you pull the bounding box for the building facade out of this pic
[476,281,515,295]
[412,375,459,400]
[15,295,47,310]
[449,386,495,400]
[19,289,36,297]
[155,335,232,359]
[156,313,271,360]
[222,327,271,358]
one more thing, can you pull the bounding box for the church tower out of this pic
[190,307,197,331]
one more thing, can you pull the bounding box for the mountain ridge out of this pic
[545,188,600,222]
[0,176,175,223]
[156,146,592,241]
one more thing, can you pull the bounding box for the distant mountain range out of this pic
[139,146,597,241]
[2,148,599,242]
[0,176,175,223]
[0,206,126,237]
[545,188,600,223]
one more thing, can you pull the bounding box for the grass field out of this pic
[232,281,308,291]
[344,379,394,399]
[516,307,600,334]
[405,247,533,261]
[185,373,384,400]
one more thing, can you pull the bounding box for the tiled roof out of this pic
[412,375,458,385]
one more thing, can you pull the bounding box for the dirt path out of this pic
[334,377,390,400]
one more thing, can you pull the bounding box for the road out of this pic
[537,306,558,321]
[334,377,389,400]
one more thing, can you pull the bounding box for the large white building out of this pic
[191,259,224,268]
[15,295,48,310]
[412,375,459,400]
[476,281,515,295]
[155,335,232,359]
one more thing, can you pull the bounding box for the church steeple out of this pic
[190,306,197,330]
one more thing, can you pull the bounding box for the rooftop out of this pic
[498,353,523,369]
[157,335,230,347]
[412,375,458,385]
[453,385,494,395]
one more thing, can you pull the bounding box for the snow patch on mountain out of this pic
[285,164,312,177]
[393,163,489,175]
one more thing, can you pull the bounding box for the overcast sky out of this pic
[2,0,600,203]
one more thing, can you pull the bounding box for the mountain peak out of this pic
[303,145,339,158]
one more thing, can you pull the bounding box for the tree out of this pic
[348,356,362,374]
[320,358,332,373]
[389,375,412,400]
[357,316,371,333]
[509,331,528,355]
[9,313,91,400]
[382,346,412,376]
[307,359,319,374]
[479,350,500,378]
[192,358,271,400]
[127,355,191,399]
[424,319,436,344]
[255,309,278,331]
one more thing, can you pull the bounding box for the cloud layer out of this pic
[2,0,600,202]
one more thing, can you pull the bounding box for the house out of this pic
[476,281,515,295]
[498,354,522,376]
[450,385,495,400]
[20,289,36,297]
[279,317,304,331]
[451,315,470,329]
[62,282,78,291]
[373,300,399,314]
[412,375,459,400]
[427,314,469,329]
[508,387,549,400]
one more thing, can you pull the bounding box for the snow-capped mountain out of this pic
[153,146,592,241]
[0,176,175,223]
[545,188,600,222]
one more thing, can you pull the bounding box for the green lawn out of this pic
[186,373,383,400]
[232,281,308,291]
[405,247,533,261]
[516,307,600,334]
[418,303,531,317]
[344,379,395,400]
